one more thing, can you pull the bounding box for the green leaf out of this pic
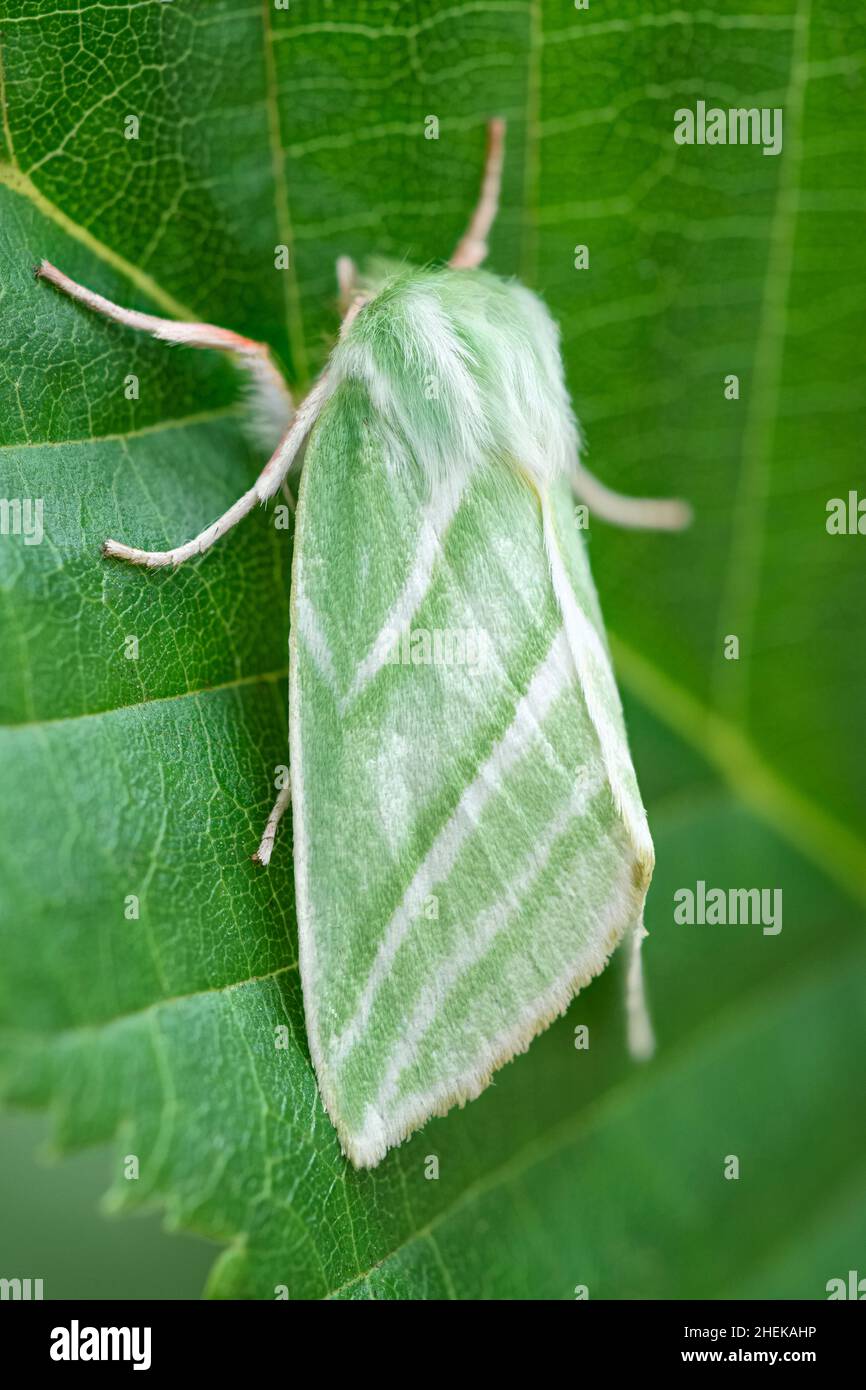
[1,0,863,1299]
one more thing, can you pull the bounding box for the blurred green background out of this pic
[1,1113,214,1298]
[1,0,863,1298]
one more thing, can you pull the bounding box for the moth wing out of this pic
[290,377,652,1170]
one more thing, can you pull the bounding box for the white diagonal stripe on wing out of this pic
[541,494,653,866]
[328,626,574,1066]
[339,481,466,714]
[370,763,605,1117]
[295,565,340,697]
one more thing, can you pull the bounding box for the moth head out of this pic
[329,264,579,498]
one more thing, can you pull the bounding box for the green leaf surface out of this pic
[1,0,863,1299]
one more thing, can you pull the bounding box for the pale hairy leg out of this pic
[252,782,292,867]
[571,460,692,531]
[37,259,319,567]
[626,916,655,1060]
[36,260,292,436]
[449,118,506,271]
[37,119,506,566]
[99,375,328,567]
[37,262,308,857]
[336,255,358,316]
[442,128,690,531]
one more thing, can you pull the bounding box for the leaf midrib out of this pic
[260,0,308,385]
[712,0,813,722]
[0,667,289,734]
[0,959,298,1049]
[0,405,243,454]
[0,161,199,320]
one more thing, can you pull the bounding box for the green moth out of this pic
[38,122,689,1169]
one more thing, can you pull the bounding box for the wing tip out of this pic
[324,858,652,1170]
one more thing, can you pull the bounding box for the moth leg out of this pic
[571,461,692,531]
[98,374,330,568]
[449,117,506,271]
[96,263,361,566]
[626,916,655,1060]
[35,260,293,433]
[336,255,359,315]
[280,478,297,514]
[252,782,292,867]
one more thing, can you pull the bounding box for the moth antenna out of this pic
[35,259,293,435]
[626,915,655,1061]
[449,117,506,270]
[102,375,331,568]
[571,459,692,531]
[336,255,358,315]
[252,782,292,867]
